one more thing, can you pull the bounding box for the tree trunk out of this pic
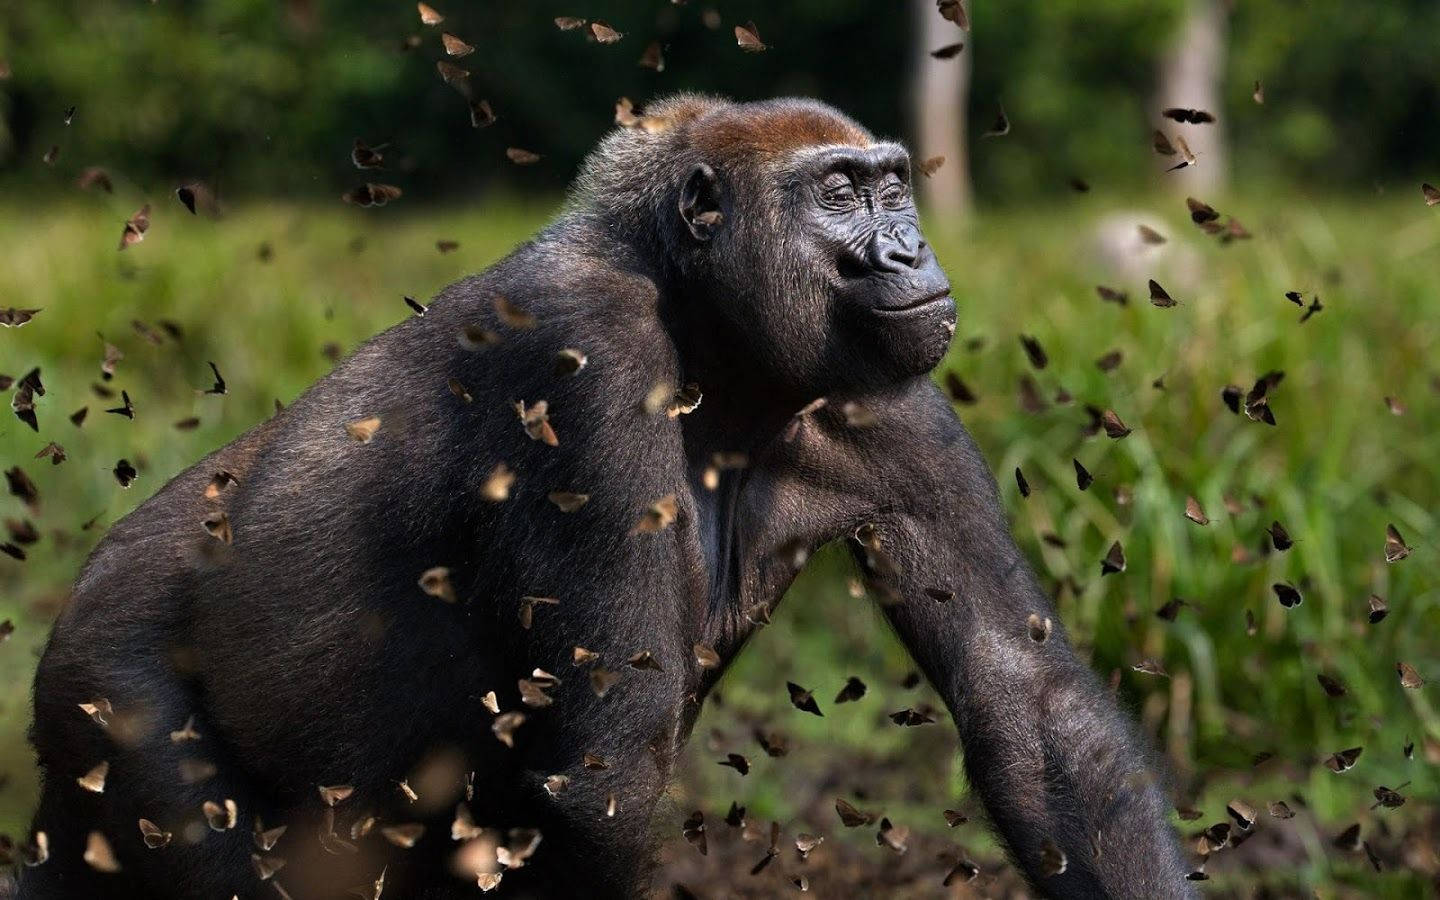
[912,0,972,221]
[1156,0,1228,193]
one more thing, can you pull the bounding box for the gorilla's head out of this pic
[573,96,955,402]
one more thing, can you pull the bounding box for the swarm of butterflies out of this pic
[3,0,1438,896]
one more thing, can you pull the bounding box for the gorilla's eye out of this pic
[879,174,909,209]
[819,173,858,208]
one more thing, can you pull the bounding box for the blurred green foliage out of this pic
[1,1,1437,204]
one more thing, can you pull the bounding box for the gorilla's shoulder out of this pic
[435,217,663,329]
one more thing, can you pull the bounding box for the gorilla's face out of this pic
[795,143,955,384]
[676,139,954,398]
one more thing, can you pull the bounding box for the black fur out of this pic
[20,97,1192,899]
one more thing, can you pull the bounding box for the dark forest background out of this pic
[2,0,1438,203]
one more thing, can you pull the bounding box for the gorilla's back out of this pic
[30,217,696,812]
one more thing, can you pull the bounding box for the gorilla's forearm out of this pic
[843,404,1192,898]
[874,535,1193,898]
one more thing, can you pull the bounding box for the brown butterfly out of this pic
[876,817,910,853]
[118,204,151,250]
[1148,279,1177,308]
[754,729,788,757]
[1317,673,1347,698]
[588,21,622,43]
[1371,782,1410,810]
[1367,594,1389,624]
[834,676,867,703]
[944,858,980,885]
[1184,496,1209,526]
[1226,799,1257,831]
[1162,107,1215,124]
[786,681,822,716]
[1186,196,1220,224]
[615,96,646,130]
[1039,840,1067,876]
[352,139,385,169]
[105,389,135,419]
[469,99,497,128]
[1138,224,1167,245]
[716,753,749,775]
[341,183,402,207]
[1026,613,1051,642]
[1325,746,1363,773]
[1101,410,1131,439]
[506,147,541,166]
[627,650,663,671]
[1166,134,1197,171]
[1422,183,1439,207]
[1383,523,1411,562]
[944,371,976,404]
[1266,520,1293,551]
[175,184,201,214]
[982,103,1010,137]
[724,802,746,828]
[681,811,707,855]
[1156,598,1189,621]
[1019,334,1047,369]
[889,707,935,726]
[1096,285,1129,305]
[1100,541,1126,575]
[441,33,473,57]
[138,818,171,849]
[1396,662,1424,689]
[1272,583,1302,608]
[735,21,766,52]
[76,167,113,193]
[1221,384,1243,414]
[435,60,468,84]
[1132,658,1169,678]
[416,2,443,26]
[937,0,969,29]
[638,41,664,71]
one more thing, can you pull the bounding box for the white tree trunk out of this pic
[912,0,972,220]
[1156,0,1228,193]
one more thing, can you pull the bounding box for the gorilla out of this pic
[20,96,1192,899]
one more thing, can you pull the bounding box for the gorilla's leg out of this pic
[489,664,691,898]
[14,783,139,899]
[22,648,264,899]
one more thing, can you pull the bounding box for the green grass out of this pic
[1,191,1437,895]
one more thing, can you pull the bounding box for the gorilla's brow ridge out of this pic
[785,141,910,171]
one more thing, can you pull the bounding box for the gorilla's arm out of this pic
[834,383,1193,898]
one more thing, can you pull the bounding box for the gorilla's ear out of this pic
[678,163,724,242]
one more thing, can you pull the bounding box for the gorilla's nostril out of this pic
[880,245,920,272]
[872,226,924,273]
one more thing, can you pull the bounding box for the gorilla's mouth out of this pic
[870,288,953,314]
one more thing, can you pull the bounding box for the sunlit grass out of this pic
[0,191,1436,894]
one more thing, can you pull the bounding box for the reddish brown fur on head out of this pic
[688,99,872,162]
[637,95,872,163]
